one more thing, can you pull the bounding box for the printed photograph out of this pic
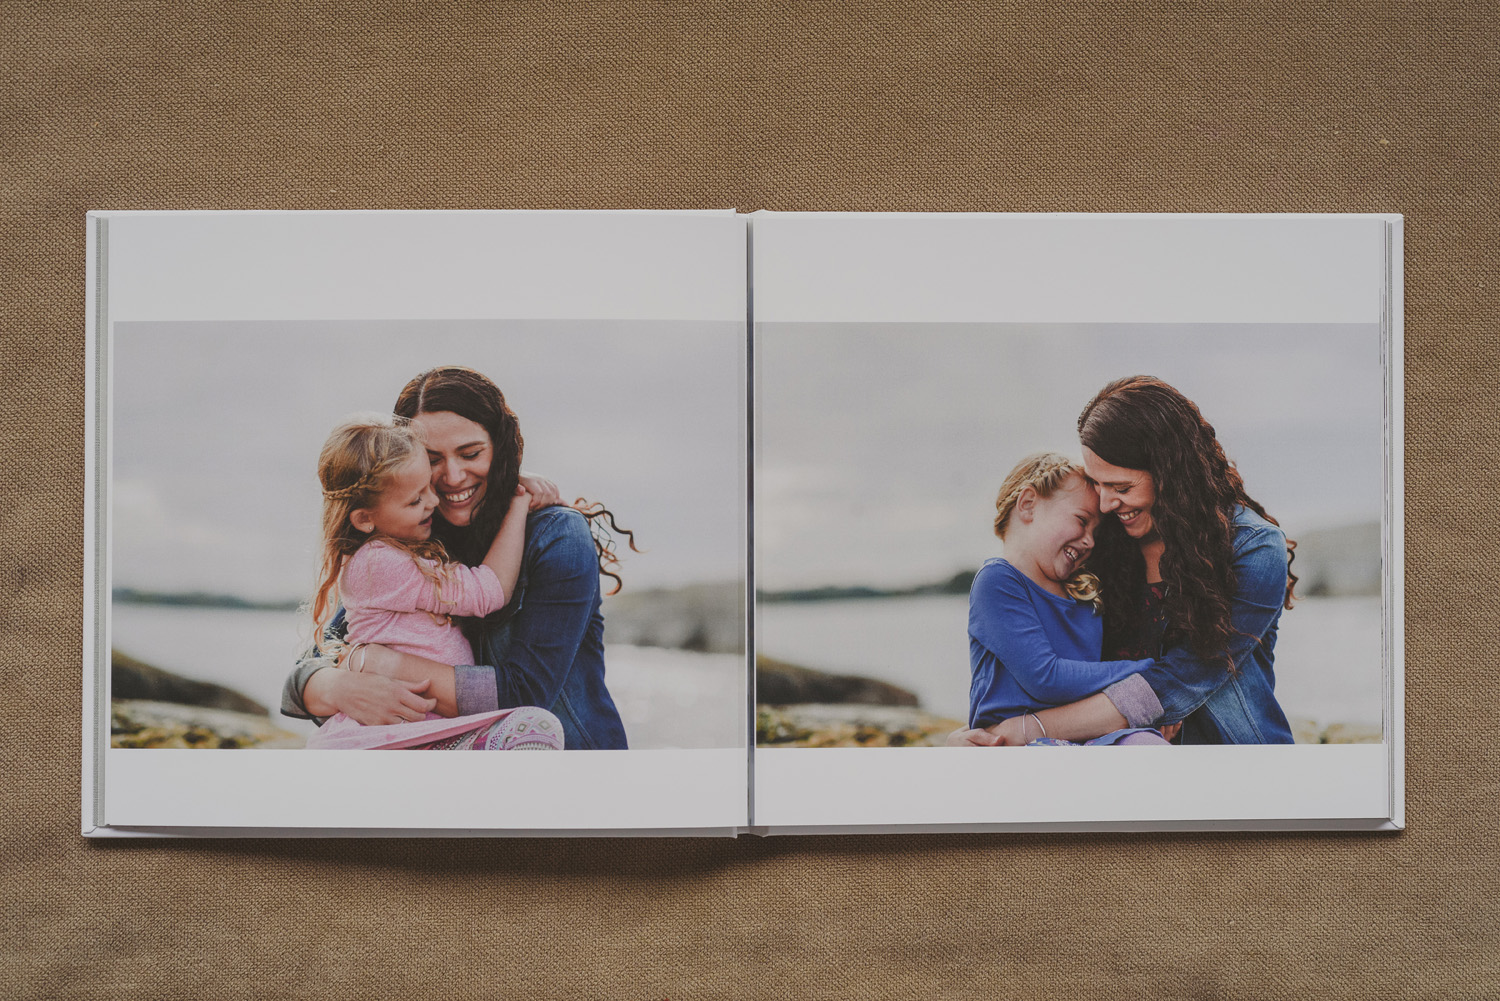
[109,319,746,751]
[755,322,1387,749]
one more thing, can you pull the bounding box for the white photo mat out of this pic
[85,210,751,836]
[749,211,1404,833]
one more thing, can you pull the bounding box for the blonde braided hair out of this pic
[308,413,452,655]
[993,451,1103,611]
[321,474,379,501]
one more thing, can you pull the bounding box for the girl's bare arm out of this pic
[343,645,460,718]
[988,694,1129,744]
[480,487,532,601]
[947,693,1131,746]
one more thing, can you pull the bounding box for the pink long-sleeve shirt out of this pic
[340,540,507,667]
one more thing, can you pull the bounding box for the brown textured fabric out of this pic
[5,2,1498,997]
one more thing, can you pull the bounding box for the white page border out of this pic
[753,212,1387,324]
[105,749,745,831]
[750,212,1403,833]
[85,210,749,836]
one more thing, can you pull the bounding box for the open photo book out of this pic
[84,210,1404,837]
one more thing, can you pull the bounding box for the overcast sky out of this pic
[756,322,1387,591]
[111,319,745,600]
[115,320,1386,598]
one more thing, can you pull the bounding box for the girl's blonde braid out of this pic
[993,451,1104,613]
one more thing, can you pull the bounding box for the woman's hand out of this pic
[1158,721,1183,742]
[946,727,998,746]
[985,717,1032,746]
[509,483,532,513]
[306,667,438,726]
[946,717,1035,745]
[517,472,562,510]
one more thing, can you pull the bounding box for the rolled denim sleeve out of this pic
[1103,674,1164,728]
[453,664,500,716]
[281,609,347,724]
[281,654,335,724]
[1120,522,1289,724]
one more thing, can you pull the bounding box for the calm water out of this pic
[112,595,1383,746]
[109,605,744,749]
[757,594,1384,729]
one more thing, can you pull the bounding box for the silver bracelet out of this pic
[1026,712,1047,740]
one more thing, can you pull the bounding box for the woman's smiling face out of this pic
[1082,446,1158,541]
[412,410,493,527]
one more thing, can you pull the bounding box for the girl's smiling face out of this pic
[350,451,437,541]
[412,410,493,527]
[1082,446,1158,541]
[1012,474,1100,591]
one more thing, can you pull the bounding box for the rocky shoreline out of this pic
[754,658,1383,748]
[757,704,964,748]
[756,703,1383,748]
[111,699,306,749]
[110,648,305,748]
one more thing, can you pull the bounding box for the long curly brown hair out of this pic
[394,366,638,594]
[1078,376,1297,663]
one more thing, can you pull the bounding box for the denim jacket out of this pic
[282,505,629,750]
[1103,506,1296,744]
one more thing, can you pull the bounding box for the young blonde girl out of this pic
[304,414,563,751]
[961,452,1170,747]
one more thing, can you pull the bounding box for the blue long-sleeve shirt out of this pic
[968,559,1154,729]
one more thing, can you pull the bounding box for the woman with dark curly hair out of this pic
[282,366,635,750]
[952,375,1297,746]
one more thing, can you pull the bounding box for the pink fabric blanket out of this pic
[304,708,516,750]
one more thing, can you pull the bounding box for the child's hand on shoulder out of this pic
[517,472,563,509]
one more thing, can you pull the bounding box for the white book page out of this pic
[86,210,749,836]
[751,211,1403,833]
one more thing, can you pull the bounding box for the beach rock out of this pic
[111,699,306,749]
[111,649,269,715]
[757,703,963,748]
[1290,522,1382,597]
[601,581,744,653]
[755,656,920,707]
[1290,717,1322,744]
[1290,717,1382,744]
[1320,722,1383,744]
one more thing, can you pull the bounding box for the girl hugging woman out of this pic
[284,366,635,752]
[954,376,1298,747]
[963,452,1172,747]
[304,414,563,751]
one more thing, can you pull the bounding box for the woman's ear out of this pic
[349,508,376,535]
[1015,486,1038,524]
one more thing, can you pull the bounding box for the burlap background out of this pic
[6,2,1496,997]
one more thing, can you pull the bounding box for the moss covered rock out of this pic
[757,703,963,748]
[111,699,305,749]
